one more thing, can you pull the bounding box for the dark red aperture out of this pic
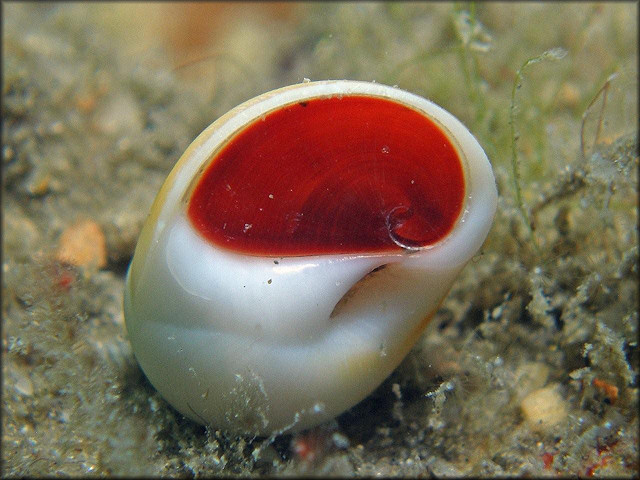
[187,95,465,256]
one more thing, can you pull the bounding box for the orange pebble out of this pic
[592,378,619,404]
[56,219,107,268]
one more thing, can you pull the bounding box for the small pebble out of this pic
[56,219,107,268]
[331,432,350,450]
[13,369,34,396]
[592,378,619,404]
[520,383,567,432]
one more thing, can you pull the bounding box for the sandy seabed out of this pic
[2,3,638,476]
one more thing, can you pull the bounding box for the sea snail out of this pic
[124,80,497,435]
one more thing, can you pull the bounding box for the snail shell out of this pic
[124,80,497,435]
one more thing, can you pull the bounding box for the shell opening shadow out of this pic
[329,264,388,319]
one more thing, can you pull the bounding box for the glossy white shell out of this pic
[124,80,497,435]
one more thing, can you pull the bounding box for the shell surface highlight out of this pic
[124,80,497,435]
